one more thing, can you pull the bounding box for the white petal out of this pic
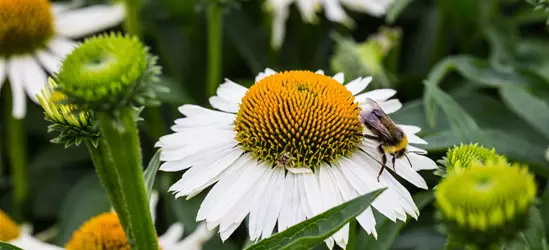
[209,96,240,113]
[206,161,268,224]
[296,0,319,22]
[172,223,214,249]
[7,58,27,118]
[408,154,438,171]
[19,56,47,103]
[170,146,243,197]
[159,131,235,161]
[216,79,248,103]
[286,167,313,174]
[47,36,77,58]
[379,99,402,114]
[278,171,295,232]
[159,223,184,247]
[55,4,125,38]
[407,133,428,145]
[261,167,285,238]
[159,143,236,172]
[345,77,370,95]
[356,89,396,102]
[315,69,325,75]
[255,68,277,83]
[407,145,428,155]
[197,154,252,221]
[36,50,62,74]
[398,124,421,134]
[248,168,277,240]
[9,234,63,250]
[323,0,350,24]
[332,72,344,83]
[356,207,377,238]
[51,3,71,15]
[271,7,289,49]
[149,191,159,222]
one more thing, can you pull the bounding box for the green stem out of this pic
[207,1,223,97]
[3,85,28,221]
[347,220,357,250]
[97,108,158,250]
[123,0,143,36]
[85,139,130,230]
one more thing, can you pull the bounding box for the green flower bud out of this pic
[37,78,99,148]
[436,143,506,176]
[435,159,537,248]
[56,33,164,112]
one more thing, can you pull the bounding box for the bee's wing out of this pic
[361,99,394,141]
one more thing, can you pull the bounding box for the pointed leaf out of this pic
[0,242,23,250]
[144,150,162,199]
[500,84,549,140]
[245,188,386,250]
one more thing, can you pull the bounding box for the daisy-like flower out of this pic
[0,0,125,118]
[4,192,215,250]
[266,0,394,48]
[0,209,62,250]
[157,69,437,249]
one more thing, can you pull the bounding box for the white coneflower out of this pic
[0,0,125,118]
[6,192,214,250]
[266,0,394,48]
[0,209,63,250]
[157,68,437,249]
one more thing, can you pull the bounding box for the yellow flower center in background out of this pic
[65,212,131,250]
[0,0,55,56]
[0,210,21,242]
[65,212,162,250]
[235,71,363,169]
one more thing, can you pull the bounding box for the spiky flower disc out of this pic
[57,33,163,112]
[436,143,506,176]
[435,159,536,247]
[37,78,99,148]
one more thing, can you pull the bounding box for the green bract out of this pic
[37,78,99,148]
[56,33,163,112]
[435,159,536,247]
[436,143,506,176]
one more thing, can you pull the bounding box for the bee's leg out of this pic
[377,144,387,182]
[392,154,397,172]
[364,134,380,140]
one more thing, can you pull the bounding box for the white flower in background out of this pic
[0,209,63,250]
[0,0,125,118]
[157,68,437,249]
[3,192,214,250]
[266,0,395,48]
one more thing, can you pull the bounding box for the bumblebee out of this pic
[359,99,413,181]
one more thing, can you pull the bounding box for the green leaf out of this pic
[386,0,414,24]
[505,208,549,250]
[0,242,23,250]
[355,191,434,250]
[245,188,386,250]
[423,84,484,142]
[500,84,549,140]
[144,150,161,199]
[55,173,111,245]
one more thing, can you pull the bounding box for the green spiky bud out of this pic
[37,78,99,148]
[436,143,507,176]
[435,159,537,248]
[56,33,164,112]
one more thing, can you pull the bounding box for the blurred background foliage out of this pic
[2,0,549,249]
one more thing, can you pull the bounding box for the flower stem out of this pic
[347,220,357,250]
[3,85,28,221]
[123,0,143,36]
[207,1,223,97]
[97,108,158,249]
